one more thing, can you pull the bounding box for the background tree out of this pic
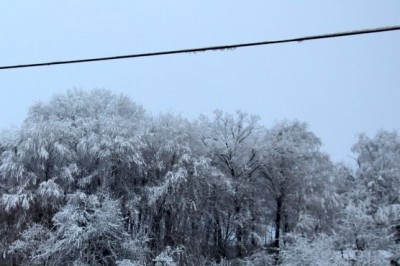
[1,89,148,265]
[199,110,264,258]
[1,89,399,265]
[347,130,400,259]
[259,120,332,259]
[10,193,136,266]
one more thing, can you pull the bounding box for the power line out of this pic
[1,25,400,70]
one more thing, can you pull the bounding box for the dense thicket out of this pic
[0,89,399,265]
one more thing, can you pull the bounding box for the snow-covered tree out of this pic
[295,154,341,236]
[337,130,400,262]
[2,88,399,265]
[0,89,146,214]
[352,130,400,213]
[11,192,141,265]
[140,113,235,263]
[259,120,332,258]
[281,234,346,266]
[0,89,148,264]
[199,110,264,258]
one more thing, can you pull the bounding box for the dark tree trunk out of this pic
[274,195,283,253]
[164,208,174,247]
[284,214,290,234]
[236,225,245,258]
[235,196,245,258]
[214,216,224,261]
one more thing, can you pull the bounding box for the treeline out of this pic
[0,89,399,265]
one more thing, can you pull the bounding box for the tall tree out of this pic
[350,130,400,256]
[0,89,148,264]
[199,110,263,258]
[259,121,325,258]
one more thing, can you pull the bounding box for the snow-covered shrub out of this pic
[116,259,139,266]
[232,251,274,266]
[280,234,346,266]
[153,246,181,266]
[9,224,51,262]
[12,192,138,265]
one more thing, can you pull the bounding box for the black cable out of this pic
[1,26,399,70]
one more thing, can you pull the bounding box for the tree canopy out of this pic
[0,89,399,265]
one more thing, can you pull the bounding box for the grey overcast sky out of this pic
[1,1,399,163]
